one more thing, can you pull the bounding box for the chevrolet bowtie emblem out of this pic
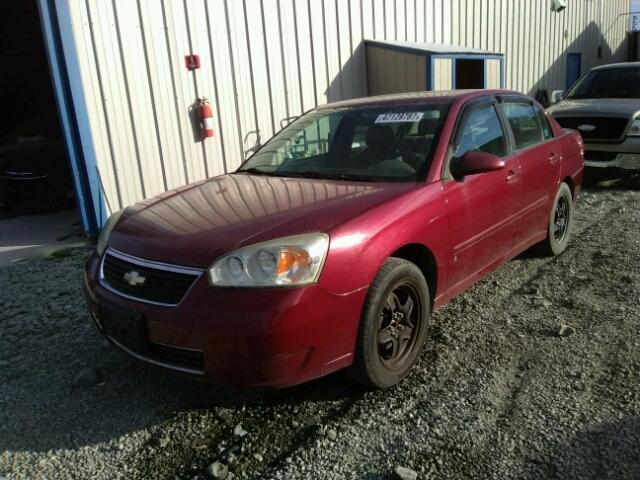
[123,270,146,286]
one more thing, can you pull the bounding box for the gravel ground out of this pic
[1,173,639,480]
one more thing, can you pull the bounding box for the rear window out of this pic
[502,103,543,150]
[535,106,554,140]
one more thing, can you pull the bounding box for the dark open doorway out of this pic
[0,0,78,216]
[0,0,84,264]
[455,59,485,89]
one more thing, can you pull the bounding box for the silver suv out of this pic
[548,62,640,170]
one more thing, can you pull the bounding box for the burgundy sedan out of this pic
[83,90,583,388]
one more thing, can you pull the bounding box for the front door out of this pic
[443,101,523,293]
[499,100,561,246]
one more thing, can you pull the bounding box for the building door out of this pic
[566,53,581,89]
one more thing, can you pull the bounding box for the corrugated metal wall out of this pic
[366,46,427,94]
[486,58,501,88]
[432,57,453,89]
[62,0,630,216]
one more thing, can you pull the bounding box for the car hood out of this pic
[548,98,640,118]
[109,173,418,267]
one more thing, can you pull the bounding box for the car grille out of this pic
[584,150,619,162]
[554,116,629,142]
[101,249,203,306]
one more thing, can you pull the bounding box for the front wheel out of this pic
[348,258,430,388]
[539,182,573,256]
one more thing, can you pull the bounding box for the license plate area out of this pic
[99,302,148,353]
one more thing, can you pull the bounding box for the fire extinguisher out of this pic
[198,97,214,138]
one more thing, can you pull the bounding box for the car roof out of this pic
[591,61,640,71]
[318,89,524,109]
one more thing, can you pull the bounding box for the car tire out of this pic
[539,182,573,256]
[348,257,430,388]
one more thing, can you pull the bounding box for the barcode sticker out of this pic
[375,112,424,123]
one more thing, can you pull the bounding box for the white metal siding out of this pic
[62,0,630,216]
[432,57,453,90]
[486,58,501,89]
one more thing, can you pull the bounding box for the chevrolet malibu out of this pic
[83,90,583,388]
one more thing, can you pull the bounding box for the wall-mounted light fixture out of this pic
[552,0,567,13]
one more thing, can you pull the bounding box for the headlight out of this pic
[96,209,125,257]
[628,118,640,136]
[208,233,329,287]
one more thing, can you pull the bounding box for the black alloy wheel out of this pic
[538,182,573,256]
[553,195,570,243]
[349,257,430,388]
[377,282,421,368]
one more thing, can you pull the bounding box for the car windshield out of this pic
[565,67,640,99]
[236,104,448,182]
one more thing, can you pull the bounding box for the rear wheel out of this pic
[539,182,573,256]
[349,258,430,388]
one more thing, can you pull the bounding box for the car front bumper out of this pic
[584,136,640,169]
[83,252,366,388]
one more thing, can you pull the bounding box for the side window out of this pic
[453,104,507,158]
[502,102,544,149]
[534,106,554,140]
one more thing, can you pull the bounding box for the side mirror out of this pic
[550,90,565,105]
[451,151,505,178]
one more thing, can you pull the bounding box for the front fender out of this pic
[319,183,449,297]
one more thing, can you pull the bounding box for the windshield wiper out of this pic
[281,170,382,182]
[234,167,275,176]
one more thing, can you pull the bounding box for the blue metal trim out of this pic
[54,0,107,230]
[38,0,106,234]
[451,59,456,89]
[483,59,488,88]
[430,53,504,61]
[37,0,92,232]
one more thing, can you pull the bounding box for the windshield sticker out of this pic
[375,112,424,123]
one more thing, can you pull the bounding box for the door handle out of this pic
[506,170,520,183]
[549,153,562,164]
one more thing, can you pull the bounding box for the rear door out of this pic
[443,99,523,293]
[498,100,560,246]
